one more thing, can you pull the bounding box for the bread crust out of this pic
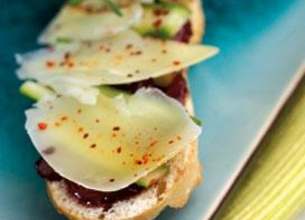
[46,0,205,219]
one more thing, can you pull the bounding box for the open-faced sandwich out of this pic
[16,0,218,219]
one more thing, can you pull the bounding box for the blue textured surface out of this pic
[0,0,305,220]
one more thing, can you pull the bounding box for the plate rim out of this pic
[203,62,305,220]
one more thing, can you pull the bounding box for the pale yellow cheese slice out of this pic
[39,2,143,44]
[17,31,218,104]
[25,88,201,191]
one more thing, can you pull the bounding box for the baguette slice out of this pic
[46,0,204,219]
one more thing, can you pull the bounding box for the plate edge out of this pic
[202,61,305,220]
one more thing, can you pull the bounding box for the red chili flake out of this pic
[125,44,133,50]
[116,147,122,154]
[130,50,142,56]
[173,60,181,66]
[153,8,162,16]
[85,6,94,13]
[149,140,158,147]
[142,154,149,164]
[38,122,48,130]
[109,178,115,182]
[67,62,74,68]
[64,52,71,60]
[46,61,55,68]
[61,116,68,121]
[112,126,120,131]
[90,144,96,148]
[168,140,174,144]
[83,133,89,139]
[99,45,105,51]
[42,146,55,155]
[153,8,169,16]
[153,19,162,28]
[135,160,143,165]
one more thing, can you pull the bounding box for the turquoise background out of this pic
[0,0,305,219]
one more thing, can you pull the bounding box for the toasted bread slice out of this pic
[46,0,205,219]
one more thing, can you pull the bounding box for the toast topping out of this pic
[17,30,218,104]
[26,88,201,191]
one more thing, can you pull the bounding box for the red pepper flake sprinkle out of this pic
[116,147,122,154]
[153,19,162,28]
[46,61,55,68]
[135,160,143,165]
[112,126,120,131]
[142,154,149,164]
[109,178,115,182]
[67,62,74,68]
[168,140,174,144]
[153,8,169,16]
[61,116,68,121]
[83,133,89,139]
[149,140,158,147]
[125,44,133,50]
[38,122,48,130]
[42,146,55,155]
[64,52,71,60]
[130,50,142,56]
[173,60,181,66]
[90,144,96,148]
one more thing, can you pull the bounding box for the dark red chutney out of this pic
[36,159,144,210]
[115,72,188,104]
[174,21,193,43]
[36,20,192,209]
